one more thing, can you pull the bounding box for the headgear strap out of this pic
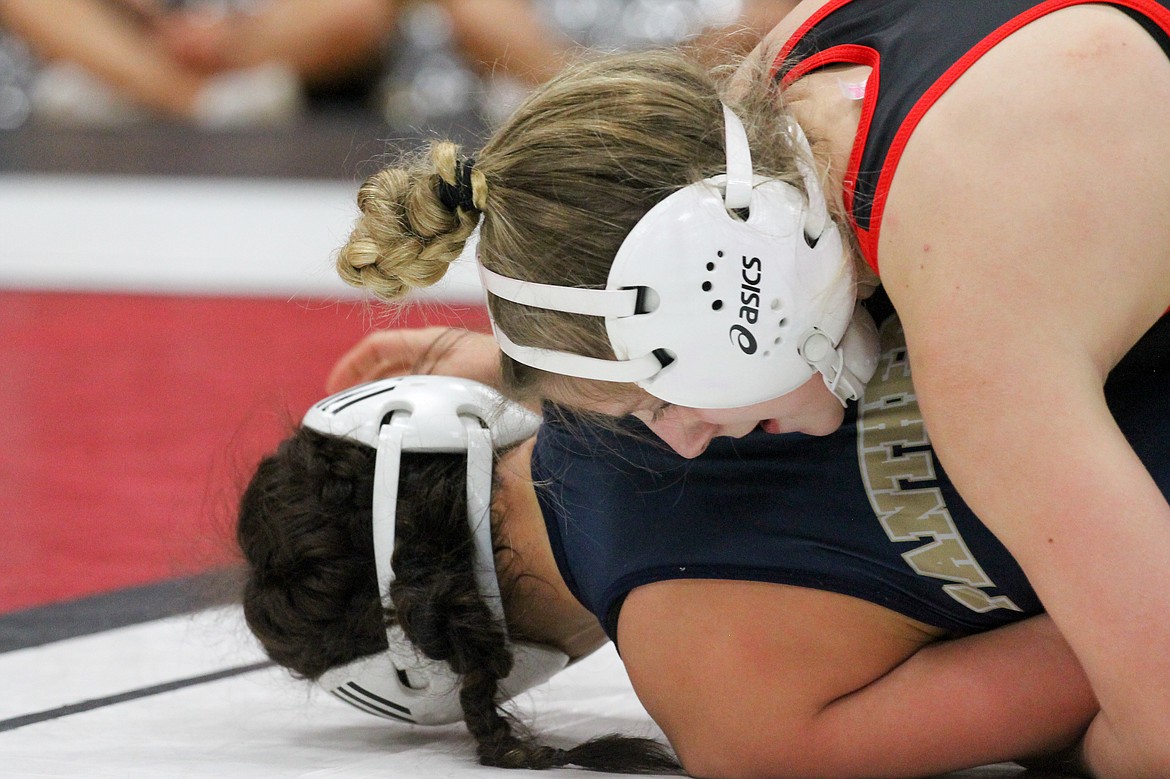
[437,158,478,213]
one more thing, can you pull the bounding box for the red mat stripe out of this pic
[0,290,488,613]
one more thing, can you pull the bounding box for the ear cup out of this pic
[604,177,855,408]
[477,106,861,409]
[795,305,880,403]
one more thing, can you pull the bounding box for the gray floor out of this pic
[0,111,479,181]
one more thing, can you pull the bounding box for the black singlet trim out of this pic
[773,0,1170,273]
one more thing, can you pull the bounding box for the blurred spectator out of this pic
[383,0,794,126]
[0,0,403,126]
[0,29,32,129]
[0,0,793,129]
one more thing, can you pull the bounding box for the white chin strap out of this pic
[798,305,880,405]
[488,315,662,384]
[479,104,876,409]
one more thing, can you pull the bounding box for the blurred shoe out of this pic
[29,62,148,127]
[193,62,304,129]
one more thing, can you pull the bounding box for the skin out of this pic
[0,0,209,117]
[622,376,845,458]
[0,0,566,121]
[152,0,397,87]
[0,0,393,118]
[493,436,608,660]
[331,326,1100,778]
[1,0,792,123]
[497,443,1099,777]
[731,4,1170,776]
[330,9,1170,764]
[325,328,846,458]
[156,0,572,88]
[494,7,1170,771]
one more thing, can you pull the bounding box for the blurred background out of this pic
[0,0,791,626]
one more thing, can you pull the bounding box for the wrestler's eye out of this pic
[650,403,674,423]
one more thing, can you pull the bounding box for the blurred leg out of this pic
[156,0,398,88]
[686,0,801,66]
[0,0,204,117]
[442,0,573,85]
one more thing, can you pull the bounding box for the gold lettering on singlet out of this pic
[857,316,1020,614]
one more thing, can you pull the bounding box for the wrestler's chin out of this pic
[759,403,846,437]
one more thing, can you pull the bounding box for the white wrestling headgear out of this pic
[479,105,878,409]
[304,375,567,726]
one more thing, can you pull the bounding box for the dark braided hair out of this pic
[238,426,682,774]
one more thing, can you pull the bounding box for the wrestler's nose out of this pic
[645,412,717,459]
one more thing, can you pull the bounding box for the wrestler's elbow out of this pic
[1086,717,1170,779]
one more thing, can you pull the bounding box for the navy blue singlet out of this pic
[533,293,1170,643]
[773,0,1170,273]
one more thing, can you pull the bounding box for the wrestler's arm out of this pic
[878,12,1170,776]
[619,581,1094,778]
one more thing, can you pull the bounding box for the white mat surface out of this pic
[0,605,1036,779]
[0,606,666,778]
[0,174,487,303]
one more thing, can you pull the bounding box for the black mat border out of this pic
[0,567,245,654]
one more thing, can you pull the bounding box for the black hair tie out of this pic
[549,748,569,767]
[437,158,477,212]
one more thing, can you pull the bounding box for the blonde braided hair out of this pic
[336,141,486,301]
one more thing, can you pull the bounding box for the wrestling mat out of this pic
[0,164,1075,778]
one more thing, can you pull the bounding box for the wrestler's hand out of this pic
[325,327,501,393]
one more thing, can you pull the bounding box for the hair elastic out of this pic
[437,158,478,212]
